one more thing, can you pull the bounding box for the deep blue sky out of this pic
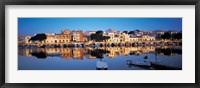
[18,18,182,36]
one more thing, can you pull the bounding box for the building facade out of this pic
[18,36,32,45]
[72,30,84,42]
[42,29,72,44]
[19,29,176,46]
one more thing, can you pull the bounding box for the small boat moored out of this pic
[127,60,151,67]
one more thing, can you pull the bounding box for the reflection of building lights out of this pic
[18,46,181,60]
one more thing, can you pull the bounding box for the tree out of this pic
[90,34,97,40]
[135,29,140,32]
[96,30,103,35]
[128,31,135,35]
[173,33,182,40]
[102,36,110,41]
[161,32,171,40]
[29,34,47,42]
[123,31,128,34]
[90,30,110,42]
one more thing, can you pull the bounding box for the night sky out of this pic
[18,18,182,36]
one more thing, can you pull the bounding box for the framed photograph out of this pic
[0,0,199,88]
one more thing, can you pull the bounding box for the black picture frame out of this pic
[0,0,199,88]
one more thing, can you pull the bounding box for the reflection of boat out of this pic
[127,60,151,67]
[96,61,108,70]
[46,52,62,56]
[151,62,182,70]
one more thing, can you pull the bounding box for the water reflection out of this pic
[18,46,182,70]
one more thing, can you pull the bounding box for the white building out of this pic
[18,36,32,44]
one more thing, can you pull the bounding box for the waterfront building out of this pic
[134,30,144,36]
[72,30,84,42]
[20,29,180,47]
[82,35,88,42]
[43,29,72,44]
[142,35,156,41]
[105,31,131,44]
[84,31,96,36]
[105,32,115,43]
[168,31,178,34]
[43,33,56,44]
[18,35,32,45]
[129,35,139,42]
[119,32,130,42]
[113,35,120,43]
[143,31,153,35]
[154,30,165,35]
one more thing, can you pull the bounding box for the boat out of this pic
[96,61,108,70]
[127,60,151,67]
[46,52,62,56]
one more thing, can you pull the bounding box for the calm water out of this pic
[18,46,182,70]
